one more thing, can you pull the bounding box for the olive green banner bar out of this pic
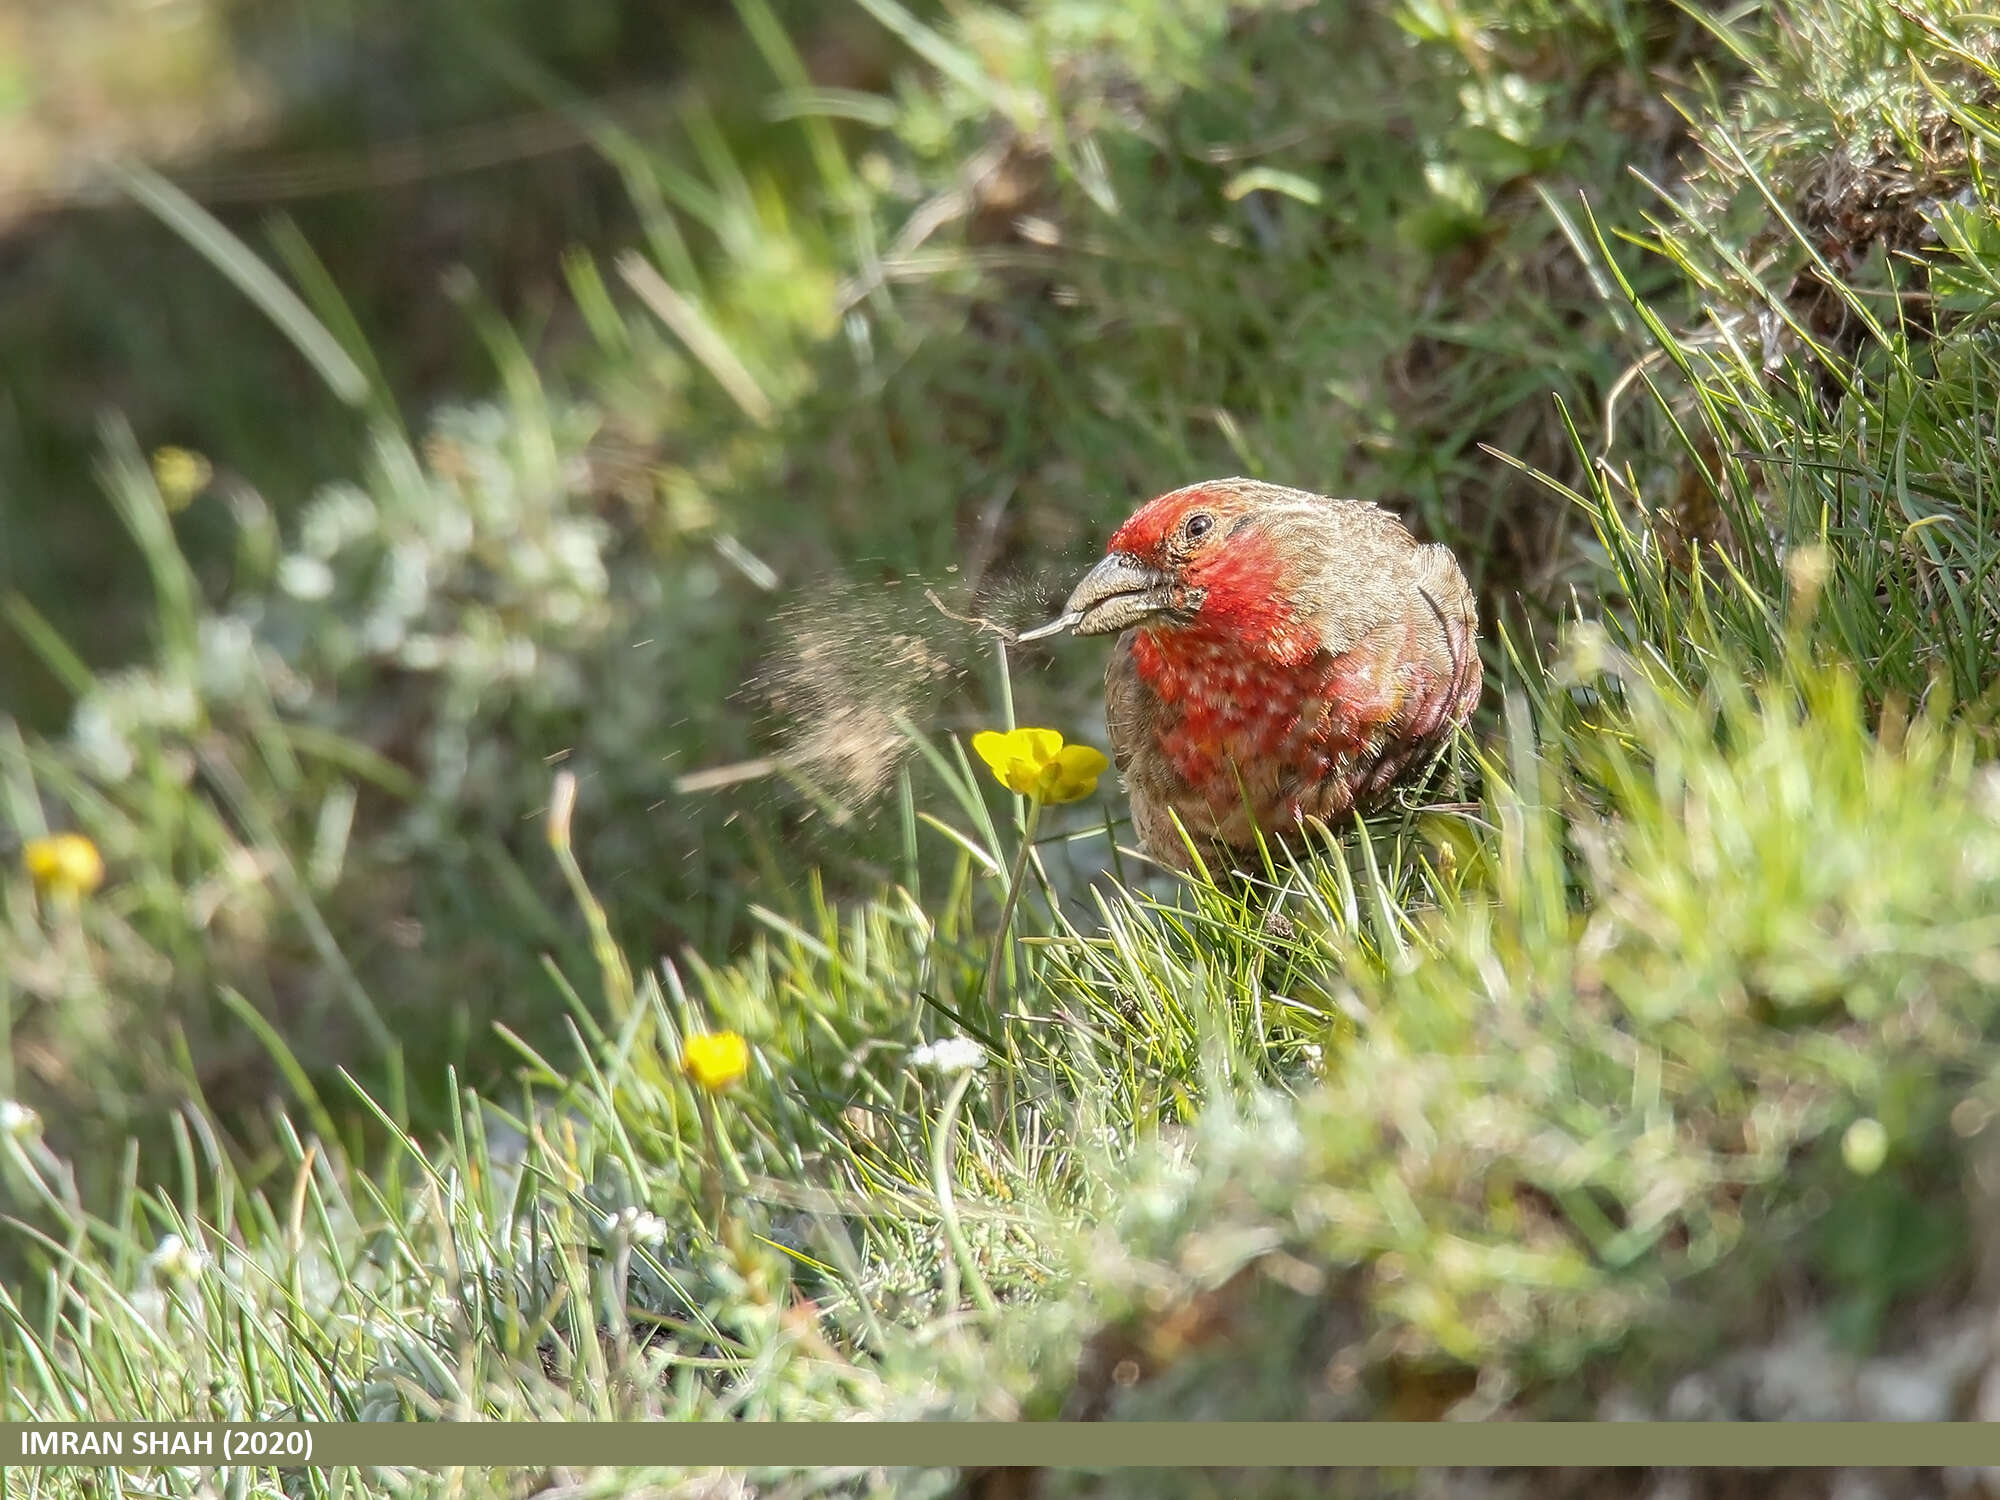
[2,1423,1999,1469]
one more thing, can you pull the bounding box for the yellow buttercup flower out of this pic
[971,727,1110,805]
[23,833,105,900]
[152,447,213,512]
[682,1030,750,1093]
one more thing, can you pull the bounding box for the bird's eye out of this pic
[1183,512,1215,543]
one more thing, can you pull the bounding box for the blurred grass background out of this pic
[2,0,1689,1155]
[10,0,2000,1484]
[2,0,763,728]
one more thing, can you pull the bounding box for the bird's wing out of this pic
[1104,630,1153,775]
[1407,542,1484,735]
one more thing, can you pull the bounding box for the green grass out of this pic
[5,0,1698,1164]
[8,0,2000,1492]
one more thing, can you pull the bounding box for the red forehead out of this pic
[1106,483,1233,557]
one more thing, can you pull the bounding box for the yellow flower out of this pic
[23,833,105,900]
[682,1030,749,1092]
[971,727,1110,805]
[152,447,213,512]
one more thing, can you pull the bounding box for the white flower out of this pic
[911,1037,987,1075]
[71,698,135,781]
[603,1206,668,1247]
[148,1232,212,1282]
[195,614,258,701]
[0,1099,39,1139]
[299,483,378,559]
[277,554,336,601]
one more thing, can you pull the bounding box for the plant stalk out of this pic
[931,1067,997,1317]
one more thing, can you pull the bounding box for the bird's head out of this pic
[1018,479,1310,646]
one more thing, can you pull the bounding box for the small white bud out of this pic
[277,554,336,601]
[911,1037,987,1075]
[603,1206,668,1246]
[148,1233,212,1282]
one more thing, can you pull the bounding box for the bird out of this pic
[1018,478,1481,872]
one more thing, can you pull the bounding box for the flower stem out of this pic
[931,1067,997,1317]
[981,798,1041,1026]
[696,1089,727,1238]
[605,1243,634,1338]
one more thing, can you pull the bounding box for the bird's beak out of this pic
[1015,552,1173,642]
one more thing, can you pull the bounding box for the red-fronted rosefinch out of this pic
[1022,478,1481,870]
